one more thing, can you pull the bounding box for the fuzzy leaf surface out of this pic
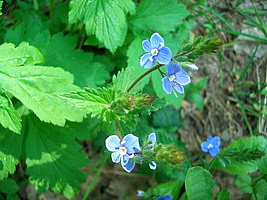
[69,0,135,53]
[26,115,89,198]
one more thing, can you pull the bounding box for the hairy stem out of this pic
[127,64,163,93]
[115,120,122,139]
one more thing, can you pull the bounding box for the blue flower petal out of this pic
[150,33,164,48]
[123,134,140,154]
[166,61,181,76]
[173,84,184,94]
[149,161,157,170]
[207,136,213,143]
[155,46,172,64]
[140,53,156,69]
[162,77,172,94]
[148,132,156,146]
[164,195,173,200]
[142,40,151,52]
[111,152,121,163]
[201,141,209,152]
[212,136,221,148]
[209,147,220,157]
[121,154,129,165]
[105,135,120,152]
[175,70,191,85]
[122,159,136,173]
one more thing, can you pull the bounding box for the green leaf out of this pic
[187,93,204,111]
[217,188,230,200]
[185,167,215,200]
[234,174,252,193]
[69,0,135,53]
[0,127,23,181]
[0,178,18,195]
[129,0,189,36]
[113,37,149,93]
[213,136,266,175]
[61,88,116,121]
[5,24,110,88]
[26,115,89,199]
[0,92,21,134]
[144,181,184,200]
[0,42,85,126]
[0,42,43,67]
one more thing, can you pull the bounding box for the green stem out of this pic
[208,156,218,171]
[33,0,39,10]
[115,120,122,139]
[49,0,55,28]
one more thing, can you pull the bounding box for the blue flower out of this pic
[147,132,157,170]
[140,33,172,69]
[157,195,173,200]
[162,61,191,95]
[201,136,221,157]
[105,134,140,172]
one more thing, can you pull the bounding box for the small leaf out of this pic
[234,175,252,193]
[185,167,215,200]
[217,188,230,200]
[0,178,18,195]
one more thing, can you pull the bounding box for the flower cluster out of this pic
[201,136,221,157]
[140,33,195,96]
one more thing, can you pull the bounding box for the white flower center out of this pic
[168,75,176,82]
[208,144,214,149]
[119,146,127,155]
[151,48,158,56]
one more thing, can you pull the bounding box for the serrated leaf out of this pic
[0,127,23,181]
[26,115,89,198]
[61,88,116,121]
[113,37,149,93]
[5,24,110,88]
[0,42,43,67]
[0,1,3,16]
[129,0,189,36]
[213,136,266,175]
[0,42,85,126]
[0,92,21,134]
[69,0,134,53]
[185,167,214,200]
[0,178,18,195]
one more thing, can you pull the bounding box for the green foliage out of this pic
[185,167,215,200]
[0,127,22,181]
[0,1,2,16]
[185,77,209,111]
[5,22,111,88]
[0,42,85,127]
[129,0,189,37]
[144,181,183,200]
[0,92,21,133]
[69,0,135,53]
[0,178,18,195]
[213,136,267,175]
[217,188,230,200]
[26,115,89,198]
